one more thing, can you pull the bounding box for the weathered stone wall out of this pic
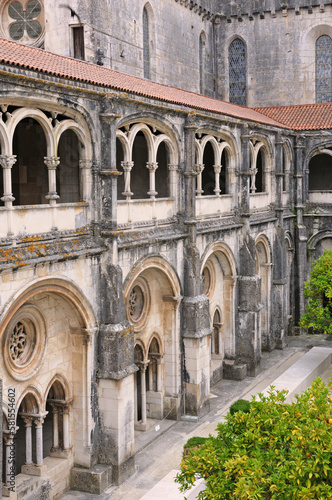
[215,3,332,106]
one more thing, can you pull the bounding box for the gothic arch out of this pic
[45,373,71,403]
[228,36,247,105]
[255,235,272,351]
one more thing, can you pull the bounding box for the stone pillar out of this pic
[23,416,34,464]
[293,136,307,324]
[99,112,122,230]
[182,115,211,418]
[0,155,16,208]
[62,404,70,450]
[44,156,60,205]
[275,136,284,225]
[79,159,93,202]
[34,416,45,466]
[195,164,205,197]
[168,164,178,200]
[121,161,134,200]
[240,132,251,214]
[139,362,148,427]
[213,164,221,196]
[146,162,158,199]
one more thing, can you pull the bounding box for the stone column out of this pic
[34,416,46,466]
[44,156,60,205]
[213,164,221,196]
[23,416,34,464]
[0,154,16,208]
[62,404,70,450]
[121,161,134,200]
[146,162,158,199]
[79,159,93,202]
[195,164,205,197]
[140,362,148,426]
[49,404,59,451]
[168,164,178,199]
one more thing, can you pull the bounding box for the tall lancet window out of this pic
[143,6,150,79]
[316,35,332,103]
[199,32,205,94]
[229,38,247,106]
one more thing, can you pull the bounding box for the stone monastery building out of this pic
[0,0,331,498]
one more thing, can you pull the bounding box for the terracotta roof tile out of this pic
[0,37,287,129]
[254,103,332,131]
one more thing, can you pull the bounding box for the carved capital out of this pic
[121,161,134,172]
[0,154,17,169]
[44,156,60,170]
[146,162,158,172]
[79,159,93,170]
[168,164,178,172]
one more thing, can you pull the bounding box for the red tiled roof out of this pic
[0,37,287,129]
[255,103,332,130]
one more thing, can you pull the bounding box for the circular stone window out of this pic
[202,261,215,297]
[126,277,150,331]
[3,304,46,381]
[0,0,45,47]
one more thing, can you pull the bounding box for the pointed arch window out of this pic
[316,35,332,103]
[143,6,150,79]
[199,32,206,94]
[229,38,247,106]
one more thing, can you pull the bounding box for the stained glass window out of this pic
[229,38,247,106]
[199,33,204,94]
[316,35,332,103]
[143,7,150,79]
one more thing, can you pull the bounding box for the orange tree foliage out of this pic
[175,378,332,499]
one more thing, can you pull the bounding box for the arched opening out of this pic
[229,38,247,106]
[308,153,332,190]
[132,131,149,199]
[256,239,271,351]
[256,148,265,193]
[148,337,161,393]
[12,117,48,205]
[202,141,215,195]
[156,141,169,198]
[212,310,222,356]
[134,344,144,423]
[316,35,332,103]
[57,129,80,203]
[0,142,3,206]
[221,147,228,194]
[285,236,294,334]
[44,379,71,459]
[15,393,40,475]
[202,245,236,384]
[116,137,125,199]
[126,258,181,426]
[143,6,150,79]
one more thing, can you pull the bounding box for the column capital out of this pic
[213,164,222,174]
[44,156,60,169]
[0,154,17,169]
[34,412,48,427]
[146,162,158,172]
[121,161,134,172]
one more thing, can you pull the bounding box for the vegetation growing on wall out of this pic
[175,378,332,499]
[300,249,332,334]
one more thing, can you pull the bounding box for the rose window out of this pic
[9,321,27,361]
[0,0,45,46]
[129,285,144,322]
[8,1,42,40]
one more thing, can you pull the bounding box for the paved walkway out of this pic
[60,334,332,500]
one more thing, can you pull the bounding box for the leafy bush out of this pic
[229,398,251,415]
[175,378,332,499]
[300,250,332,334]
[184,436,208,449]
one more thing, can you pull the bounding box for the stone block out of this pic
[223,360,247,381]
[70,464,113,494]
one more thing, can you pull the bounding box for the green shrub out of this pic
[229,398,251,415]
[175,377,332,499]
[184,436,208,449]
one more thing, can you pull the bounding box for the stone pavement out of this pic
[60,334,332,500]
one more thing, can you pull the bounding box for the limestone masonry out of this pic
[0,0,331,498]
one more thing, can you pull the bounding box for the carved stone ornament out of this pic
[3,304,46,381]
